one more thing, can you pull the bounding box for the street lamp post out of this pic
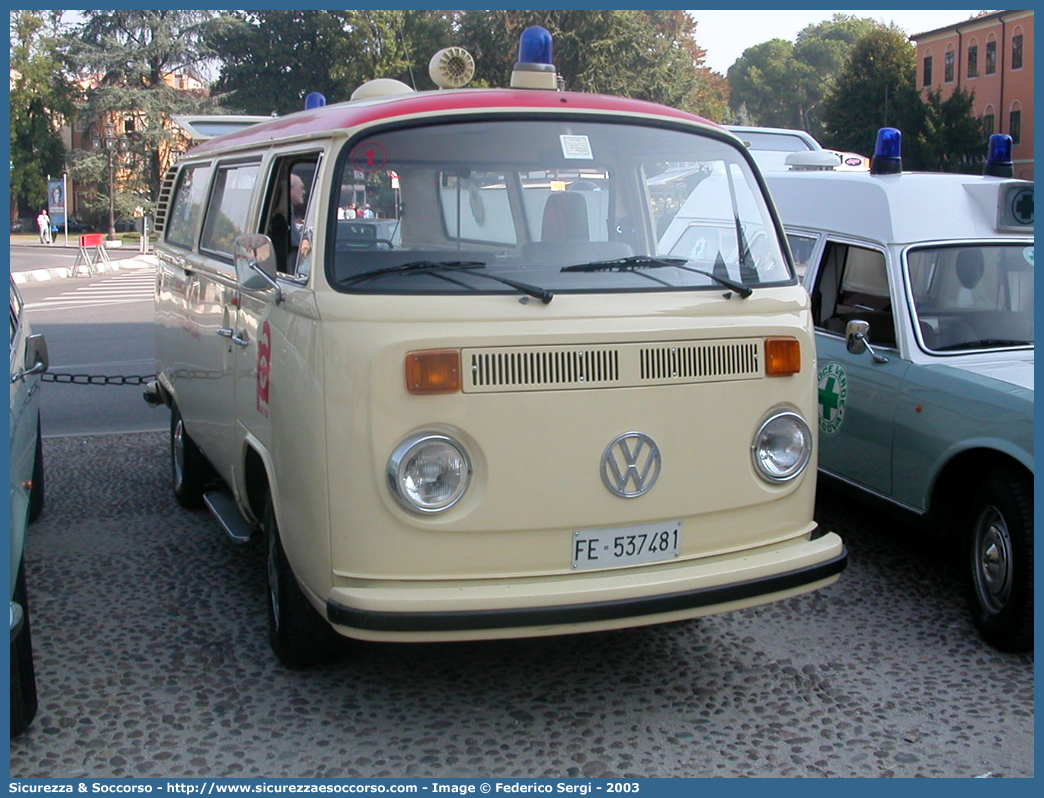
[104,122,117,241]
[94,122,124,241]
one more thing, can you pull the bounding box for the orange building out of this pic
[911,10,1033,180]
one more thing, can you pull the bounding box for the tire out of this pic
[264,496,340,667]
[10,562,38,737]
[964,468,1033,652]
[27,418,45,524]
[170,405,208,509]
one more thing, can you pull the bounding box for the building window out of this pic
[1010,110,1021,145]
[986,40,997,75]
[983,113,995,138]
[1012,33,1023,69]
[944,49,955,83]
[923,55,933,87]
[968,44,978,77]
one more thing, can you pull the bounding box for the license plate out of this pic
[572,521,682,571]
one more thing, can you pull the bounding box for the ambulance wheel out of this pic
[171,405,207,509]
[28,418,45,524]
[264,496,339,668]
[10,561,38,738]
[964,468,1033,652]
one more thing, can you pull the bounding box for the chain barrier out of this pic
[42,372,157,386]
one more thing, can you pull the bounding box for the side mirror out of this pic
[845,319,888,364]
[845,319,869,355]
[234,233,283,304]
[12,334,48,383]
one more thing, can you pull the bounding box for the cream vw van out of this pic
[150,30,846,666]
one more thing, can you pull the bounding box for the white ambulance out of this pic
[149,29,846,666]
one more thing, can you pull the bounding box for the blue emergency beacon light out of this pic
[305,92,327,110]
[511,26,559,89]
[870,127,902,175]
[983,134,1014,178]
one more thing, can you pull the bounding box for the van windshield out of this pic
[906,243,1034,351]
[327,119,792,296]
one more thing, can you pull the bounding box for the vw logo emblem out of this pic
[601,432,662,498]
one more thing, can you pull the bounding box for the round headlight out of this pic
[751,411,812,483]
[388,433,471,513]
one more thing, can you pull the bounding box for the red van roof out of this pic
[187,88,719,155]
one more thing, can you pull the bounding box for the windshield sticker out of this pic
[350,141,388,173]
[560,135,594,160]
[1024,247,1034,267]
[818,362,848,436]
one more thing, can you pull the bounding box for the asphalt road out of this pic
[19,261,163,436]
[9,433,1034,779]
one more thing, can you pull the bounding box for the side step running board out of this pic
[203,490,257,544]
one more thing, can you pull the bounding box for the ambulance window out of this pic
[261,155,321,277]
[200,161,260,259]
[811,241,895,347]
[166,163,213,251]
[441,170,516,246]
[517,170,610,245]
[785,232,819,277]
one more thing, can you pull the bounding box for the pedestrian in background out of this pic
[36,209,52,244]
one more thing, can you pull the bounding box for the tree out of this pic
[209,11,459,114]
[907,87,986,173]
[458,10,705,111]
[211,11,717,118]
[65,11,228,206]
[822,25,984,172]
[9,10,75,222]
[726,14,877,140]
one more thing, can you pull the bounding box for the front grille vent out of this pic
[640,341,760,382]
[469,347,620,390]
[463,339,763,393]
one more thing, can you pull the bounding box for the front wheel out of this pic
[264,496,340,667]
[964,468,1033,652]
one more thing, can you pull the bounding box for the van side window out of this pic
[811,241,896,347]
[261,156,320,276]
[200,161,260,259]
[166,163,213,251]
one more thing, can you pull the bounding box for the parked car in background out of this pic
[114,217,137,233]
[333,218,402,249]
[726,125,868,173]
[54,216,95,234]
[766,129,1034,652]
[9,275,48,736]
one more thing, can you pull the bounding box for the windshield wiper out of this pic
[562,255,753,298]
[342,261,553,304]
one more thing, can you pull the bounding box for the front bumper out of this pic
[327,532,847,641]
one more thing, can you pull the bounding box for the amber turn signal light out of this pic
[406,350,461,394]
[765,338,801,376]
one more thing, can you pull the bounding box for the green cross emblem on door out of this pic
[818,362,848,435]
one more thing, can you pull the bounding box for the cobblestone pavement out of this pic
[10,433,1033,779]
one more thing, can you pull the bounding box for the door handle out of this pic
[218,328,250,346]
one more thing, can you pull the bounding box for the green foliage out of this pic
[65,10,229,203]
[821,25,919,154]
[9,11,75,218]
[209,10,459,113]
[209,10,718,118]
[726,14,877,139]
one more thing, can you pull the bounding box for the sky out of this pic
[691,9,982,74]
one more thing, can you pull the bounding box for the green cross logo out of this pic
[818,363,848,436]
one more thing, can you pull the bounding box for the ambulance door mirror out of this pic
[234,233,284,304]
